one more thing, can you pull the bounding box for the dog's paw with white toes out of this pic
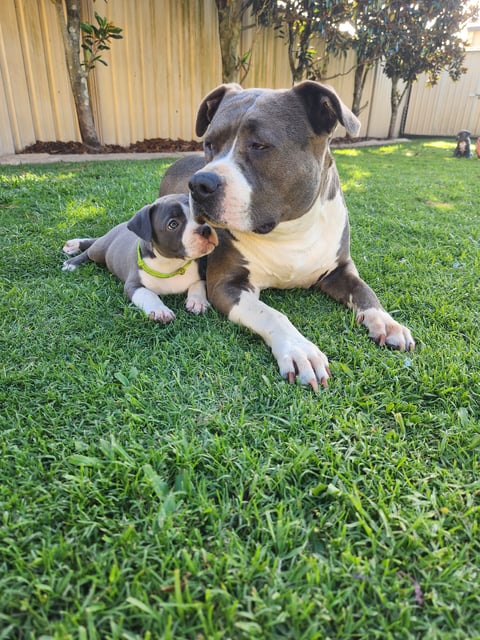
[357,308,415,351]
[62,239,82,255]
[185,297,210,315]
[148,308,176,323]
[273,336,331,391]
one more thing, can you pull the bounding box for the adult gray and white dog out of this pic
[62,194,218,323]
[160,82,415,389]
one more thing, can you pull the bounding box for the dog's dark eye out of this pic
[251,142,270,151]
[167,219,179,230]
[205,140,214,154]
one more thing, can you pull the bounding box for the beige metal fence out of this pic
[1,0,479,156]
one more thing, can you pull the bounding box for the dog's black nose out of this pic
[189,172,221,201]
[198,223,212,238]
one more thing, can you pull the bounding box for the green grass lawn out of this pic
[1,139,479,639]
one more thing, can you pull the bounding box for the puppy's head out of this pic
[127,193,218,260]
[456,130,471,142]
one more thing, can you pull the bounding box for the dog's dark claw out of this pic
[287,372,296,384]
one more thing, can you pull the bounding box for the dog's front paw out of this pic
[185,297,210,315]
[185,281,210,315]
[62,239,82,255]
[272,336,331,392]
[357,308,415,351]
[148,308,176,323]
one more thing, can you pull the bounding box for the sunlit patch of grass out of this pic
[423,139,455,150]
[63,198,107,223]
[425,199,454,210]
[377,144,402,154]
[335,165,371,193]
[333,148,360,157]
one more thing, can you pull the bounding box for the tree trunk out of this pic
[352,62,369,117]
[388,76,401,139]
[287,23,303,84]
[388,76,410,139]
[215,0,242,83]
[54,0,101,150]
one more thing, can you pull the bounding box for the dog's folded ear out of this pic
[196,83,243,137]
[293,81,361,138]
[127,204,153,241]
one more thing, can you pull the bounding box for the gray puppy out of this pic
[453,130,472,157]
[62,194,218,323]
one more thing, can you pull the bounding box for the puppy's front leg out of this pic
[185,280,210,315]
[127,284,176,323]
[318,260,415,351]
[228,290,331,391]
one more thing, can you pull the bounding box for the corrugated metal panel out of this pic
[0,0,36,153]
[89,0,223,145]
[0,0,479,155]
[405,51,480,136]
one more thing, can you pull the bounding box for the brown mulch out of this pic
[22,138,204,155]
[22,136,376,155]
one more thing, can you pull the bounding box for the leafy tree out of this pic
[382,0,478,138]
[52,0,122,150]
[328,1,388,117]
[215,0,264,83]
[255,0,348,84]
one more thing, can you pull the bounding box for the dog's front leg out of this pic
[228,290,331,390]
[318,260,415,351]
[185,280,210,315]
[126,284,176,323]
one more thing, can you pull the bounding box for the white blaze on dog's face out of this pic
[195,136,253,232]
[189,83,360,235]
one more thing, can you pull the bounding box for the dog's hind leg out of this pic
[62,238,97,271]
[62,250,93,271]
[63,238,96,255]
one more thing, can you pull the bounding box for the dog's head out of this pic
[456,130,471,142]
[188,82,360,234]
[127,193,218,260]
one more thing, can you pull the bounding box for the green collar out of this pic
[137,242,192,278]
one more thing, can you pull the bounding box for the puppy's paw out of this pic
[357,308,415,351]
[273,336,331,392]
[63,239,82,255]
[148,308,176,323]
[185,296,210,315]
[62,260,77,271]
[185,281,210,315]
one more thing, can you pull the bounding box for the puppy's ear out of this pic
[127,204,153,241]
[293,81,360,137]
[196,83,243,137]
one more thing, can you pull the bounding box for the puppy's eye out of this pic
[251,142,270,151]
[167,219,179,230]
[205,141,213,153]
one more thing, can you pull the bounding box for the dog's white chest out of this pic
[237,193,347,289]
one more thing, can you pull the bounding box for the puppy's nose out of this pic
[198,223,213,238]
[189,172,221,201]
